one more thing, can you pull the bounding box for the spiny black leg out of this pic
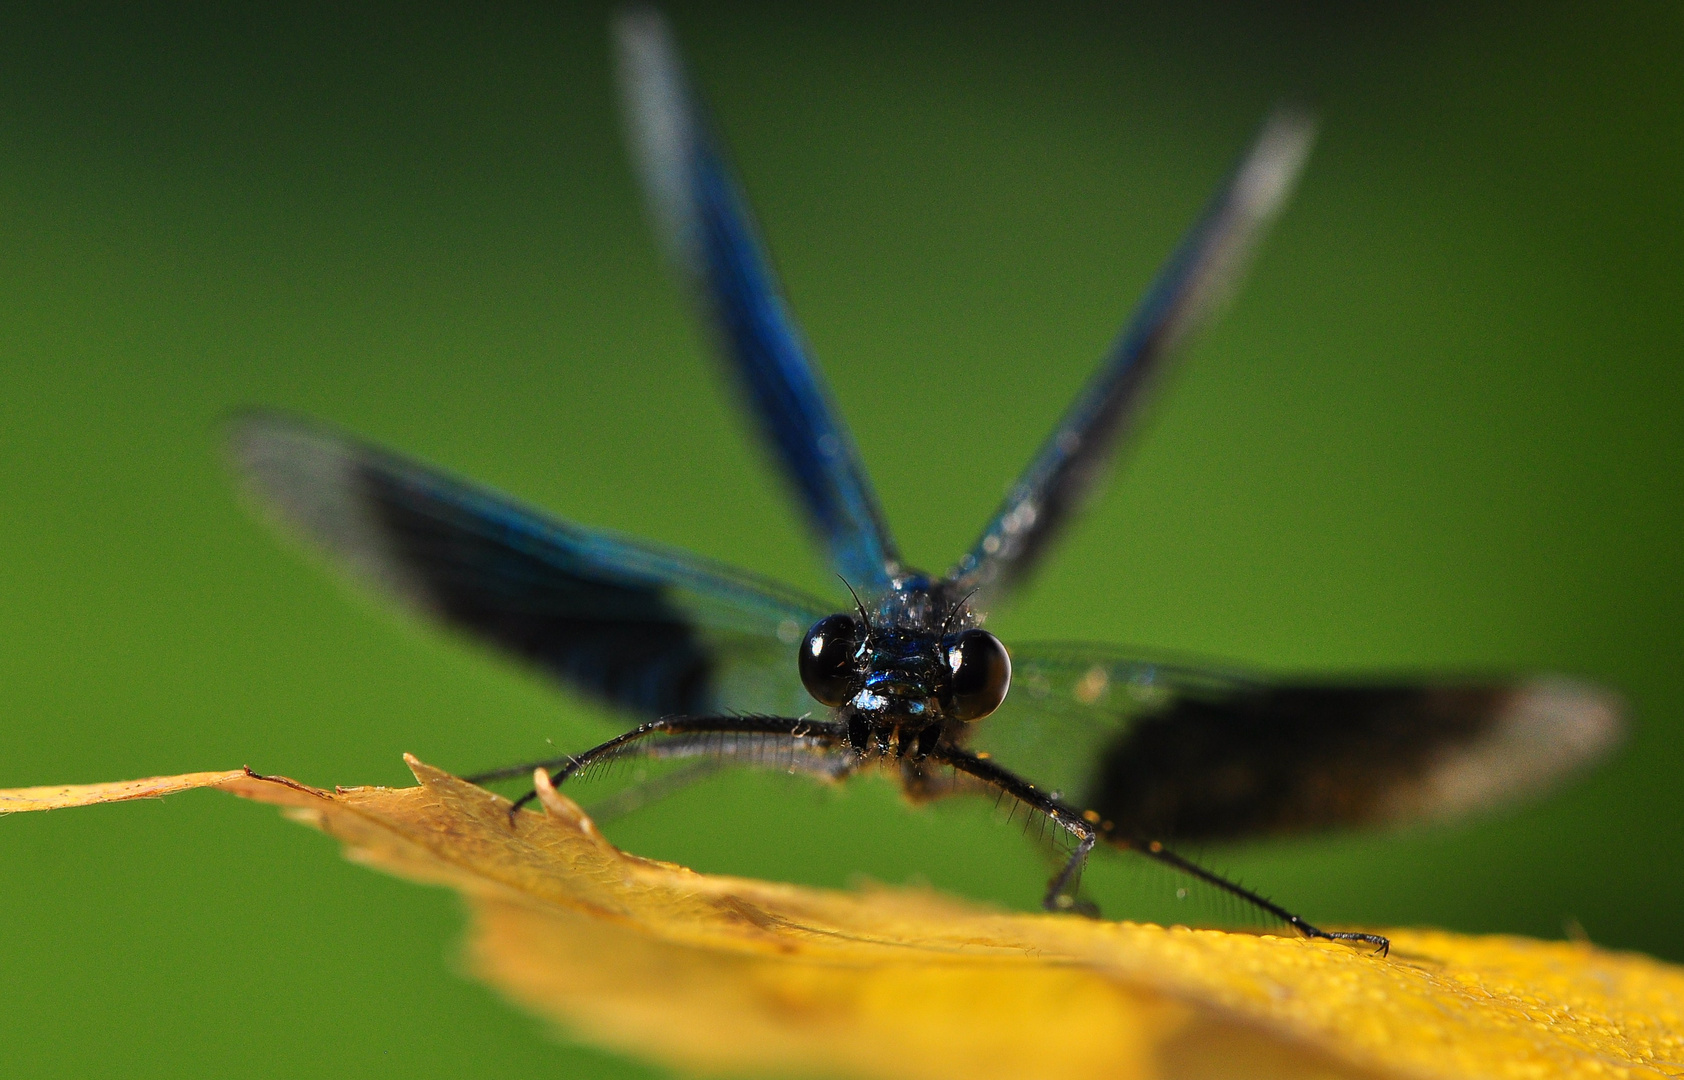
[1129,838,1390,956]
[927,746,1384,950]
[581,734,860,825]
[1044,832,1099,915]
[578,758,726,826]
[490,715,849,819]
[465,756,578,785]
[926,745,1099,915]
[476,757,729,827]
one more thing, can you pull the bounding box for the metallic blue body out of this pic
[233,8,1319,799]
[227,12,1610,950]
[618,13,899,592]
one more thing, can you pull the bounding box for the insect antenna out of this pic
[837,575,874,635]
[939,587,981,637]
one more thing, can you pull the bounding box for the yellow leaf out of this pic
[0,768,251,812]
[6,757,1682,1080]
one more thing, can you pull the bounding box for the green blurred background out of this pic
[1,2,1679,1076]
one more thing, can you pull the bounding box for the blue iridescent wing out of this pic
[975,642,1622,842]
[230,413,827,720]
[616,11,901,592]
[950,111,1317,605]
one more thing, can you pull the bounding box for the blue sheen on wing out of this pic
[950,110,1317,606]
[616,10,900,592]
[231,413,827,720]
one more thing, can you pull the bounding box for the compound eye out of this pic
[799,614,865,707]
[944,629,1011,721]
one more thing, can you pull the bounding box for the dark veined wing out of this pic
[229,413,828,721]
[949,110,1316,607]
[976,642,1623,844]
[615,10,901,593]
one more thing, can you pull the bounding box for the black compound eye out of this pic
[799,614,864,707]
[944,629,1011,721]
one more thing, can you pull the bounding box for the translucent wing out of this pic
[950,110,1317,606]
[978,642,1623,843]
[230,413,827,720]
[616,11,900,592]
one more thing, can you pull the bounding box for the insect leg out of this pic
[467,756,730,824]
[1124,837,1390,955]
[927,747,1386,951]
[583,726,865,825]
[924,745,1098,914]
[482,715,851,818]
[466,758,576,784]
[576,757,726,826]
